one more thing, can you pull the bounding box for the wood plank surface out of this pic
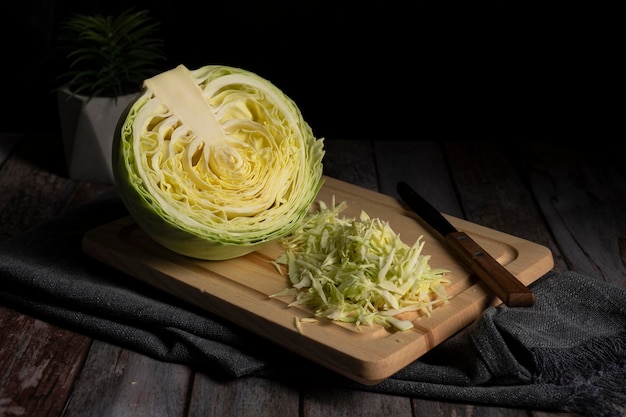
[303,386,414,417]
[3,137,614,417]
[62,343,191,417]
[0,307,92,417]
[518,143,626,284]
[189,374,300,417]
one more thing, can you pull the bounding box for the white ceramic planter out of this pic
[57,88,138,184]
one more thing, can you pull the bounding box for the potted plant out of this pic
[55,8,166,183]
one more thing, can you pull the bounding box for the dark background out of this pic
[3,1,616,142]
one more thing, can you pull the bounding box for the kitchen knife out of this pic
[397,181,536,307]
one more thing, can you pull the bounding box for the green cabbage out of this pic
[113,64,325,260]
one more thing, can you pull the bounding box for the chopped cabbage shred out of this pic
[271,199,451,331]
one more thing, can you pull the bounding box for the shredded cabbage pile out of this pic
[271,199,450,331]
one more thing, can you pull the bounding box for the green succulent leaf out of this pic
[56,8,166,98]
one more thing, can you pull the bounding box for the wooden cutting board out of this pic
[82,176,554,385]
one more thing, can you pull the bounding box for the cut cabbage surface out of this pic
[113,64,325,260]
[271,199,451,331]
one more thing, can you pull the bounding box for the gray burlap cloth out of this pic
[1,189,624,417]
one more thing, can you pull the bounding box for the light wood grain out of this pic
[82,175,553,385]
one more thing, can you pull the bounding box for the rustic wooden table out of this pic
[1,134,623,417]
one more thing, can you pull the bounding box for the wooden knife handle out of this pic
[445,231,536,307]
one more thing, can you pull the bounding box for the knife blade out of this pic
[397,181,536,307]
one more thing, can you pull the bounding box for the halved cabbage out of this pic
[113,64,325,260]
